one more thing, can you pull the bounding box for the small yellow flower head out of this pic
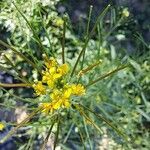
[40,103,53,114]
[57,64,69,75]
[49,88,72,111]
[71,84,86,95]
[64,87,72,98]
[54,18,64,27]
[122,8,130,17]
[50,89,61,100]
[0,122,5,131]
[32,57,86,114]
[63,99,70,108]
[45,57,57,69]
[32,81,46,96]
[42,60,69,89]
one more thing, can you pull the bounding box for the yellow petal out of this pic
[64,88,72,98]
[53,100,62,109]
[71,84,85,95]
[63,99,70,108]
[57,64,69,75]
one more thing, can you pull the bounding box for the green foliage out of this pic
[0,1,150,150]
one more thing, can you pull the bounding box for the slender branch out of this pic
[0,83,31,88]
[81,5,93,70]
[0,40,41,74]
[54,117,60,150]
[3,54,29,84]
[0,108,40,144]
[83,117,93,150]
[62,18,66,64]
[41,122,55,150]
[78,60,102,77]
[75,105,103,134]
[70,4,111,77]
[86,65,128,87]
[78,104,128,140]
[12,2,48,57]
[63,123,74,144]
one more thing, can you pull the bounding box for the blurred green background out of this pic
[0,0,149,150]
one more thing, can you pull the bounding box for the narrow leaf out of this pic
[79,104,128,141]
[86,65,128,87]
[41,122,55,150]
[0,108,40,144]
[70,4,111,77]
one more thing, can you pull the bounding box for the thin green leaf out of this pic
[0,40,40,74]
[70,4,111,77]
[77,106,103,134]
[54,117,60,150]
[62,17,66,64]
[79,104,128,141]
[0,108,40,144]
[0,64,28,83]
[1,87,34,103]
[75,123,86,150]
[86,65,128,87]
[134,33,149,49]
[104,16,123,40]
[41,122,55,150]
[81,5,93,70]
[83,117,93,150]
[63,123,74,144]
[38,8,55,57]
[3,54,29,84]
[12,2,48,56]
[25,132,35,150]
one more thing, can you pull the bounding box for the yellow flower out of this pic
[53,73,62,80]
[33,57,86,113]
[64,87,72,98]
[62,99,70,108]
[54,18,64,27]
[50,89,61,100]
[42,70,61,88]
[32,81,46,96]
[45,57,57,69]
[0,122,5,131]
[40,103,53,113]
[52,100,62,109]
[49,88,71,111]
[57,64,69,75]
[71,84,85,95]
[122,8,130,17]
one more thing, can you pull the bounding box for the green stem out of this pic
[70,4,111,78]
[3,54,30,84]
[0,108,40,144]
[83,118,93,150]
[81,5,93,70]
[62,18,66,64]
[63,123,74,144]
[54,117,60,150]
[86,65,127,87]
[41,122,55,150]
[79,104,128,141]
[13,2,48,57]
[104,17,123,40]
[75,123,86,150]
[0,83,31,88]
[0,40,41,75]
[38,8,55,57]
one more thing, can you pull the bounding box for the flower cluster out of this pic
[32,57,85,113]
[122,8,130,17]
[0,122,5,131]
